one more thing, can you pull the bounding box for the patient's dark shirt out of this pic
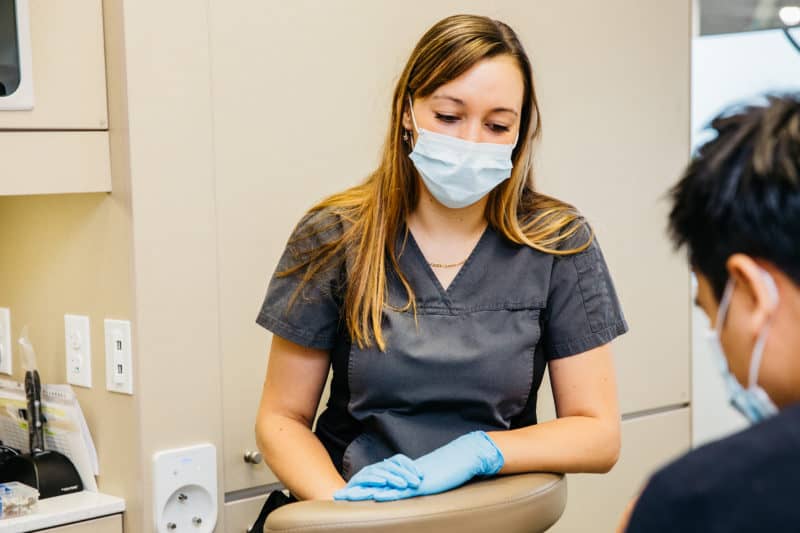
[627,402,800,532]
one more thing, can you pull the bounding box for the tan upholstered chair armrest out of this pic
[264,472,567,533]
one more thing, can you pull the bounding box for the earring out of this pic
[403,130,409,143]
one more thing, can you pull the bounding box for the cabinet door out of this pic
[224,494,268,533]
[0,131,111,195]
[515,0,691,414]
[210,0,387,493]
[36,514,122,533]
[0,0,107,129]
[548,408,690,533]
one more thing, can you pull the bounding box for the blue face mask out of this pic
[407,95,517,209]
[707,273,779,424]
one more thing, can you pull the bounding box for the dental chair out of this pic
[264,472,566,533]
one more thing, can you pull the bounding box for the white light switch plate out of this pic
[104,319,133,394]
[65,314,92,388]
[0,308,12,375]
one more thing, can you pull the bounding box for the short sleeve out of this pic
[542,222,628,359]
[255,209,345,350]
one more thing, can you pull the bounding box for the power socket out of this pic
[153,444,217,533]
[104,319,133,394]
[0,308,12,375]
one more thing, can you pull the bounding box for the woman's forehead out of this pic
[428,56,524,112]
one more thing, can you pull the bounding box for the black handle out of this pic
[24,370,45,453]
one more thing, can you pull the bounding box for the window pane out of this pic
[0,0,21,97]
[700,0,800,35]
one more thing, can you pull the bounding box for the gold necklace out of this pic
[428,258,468,269]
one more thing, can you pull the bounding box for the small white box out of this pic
[0,308,12,375]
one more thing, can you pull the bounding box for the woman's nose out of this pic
[460,120,483,143]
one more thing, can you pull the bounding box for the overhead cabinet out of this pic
[0,0,111,196]
[0,0,108,129]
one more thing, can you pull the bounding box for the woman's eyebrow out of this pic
[491,107,519,116]
[431,94,519,116]
[431,94,465,105]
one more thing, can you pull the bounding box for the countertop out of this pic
[0,491,125,533]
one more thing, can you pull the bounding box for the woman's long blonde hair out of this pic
[282,14,590,350]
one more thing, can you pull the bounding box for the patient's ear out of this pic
[726,254,779,332]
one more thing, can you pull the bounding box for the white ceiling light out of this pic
[779,5,800,26]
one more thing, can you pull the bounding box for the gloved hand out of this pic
[334,454,424,500]
[333,431,504,502]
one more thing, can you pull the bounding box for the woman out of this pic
[255,14,627,508]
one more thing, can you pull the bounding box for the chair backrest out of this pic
[265,472,567,533]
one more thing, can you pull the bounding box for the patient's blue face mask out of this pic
[406,95,517,209]
[707,272,779,424]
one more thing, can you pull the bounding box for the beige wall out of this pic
[1,1,223,531]
[1,1,223,530]
[0,192,142,528]
[0,2,144,531]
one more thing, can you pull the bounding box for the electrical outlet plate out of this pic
[104,319,133,394]
[153,444,218,533]
[64,314,92,388]
[0,308,12,375]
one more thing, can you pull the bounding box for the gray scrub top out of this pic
[257,208,628,480]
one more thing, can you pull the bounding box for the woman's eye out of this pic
[435,113,460,123]
[488,123,510,133]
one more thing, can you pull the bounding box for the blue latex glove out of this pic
[334,454,424,500]
[333,431,504,502]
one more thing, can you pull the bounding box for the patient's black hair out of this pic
[668,93,800,301]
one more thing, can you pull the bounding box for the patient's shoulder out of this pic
[627,404,800,532]
[673,403,800,482]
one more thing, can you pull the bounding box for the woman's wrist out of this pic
[438,431,504,476]
[462,431,504,475]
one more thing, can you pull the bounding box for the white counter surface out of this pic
[0,491,124,533]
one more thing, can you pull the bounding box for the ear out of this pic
[726,254,779,331]
[402,93,419,134]
[401,106,413,133]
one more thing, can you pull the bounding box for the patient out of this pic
[621,94,800,532]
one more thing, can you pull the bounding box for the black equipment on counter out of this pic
[0,369,83,498]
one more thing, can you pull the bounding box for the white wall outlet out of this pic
[104,319,133,395]
[0,308,12,375]
[64,314,92,388]
[153,444,218,533]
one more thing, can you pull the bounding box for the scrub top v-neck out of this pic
[256,208,628,479]
[404,223,490,302]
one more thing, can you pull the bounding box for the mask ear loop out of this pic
[747,270,780,389]
[407,94,420,135]
[715,278,735,334]
[748,323,770,389]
